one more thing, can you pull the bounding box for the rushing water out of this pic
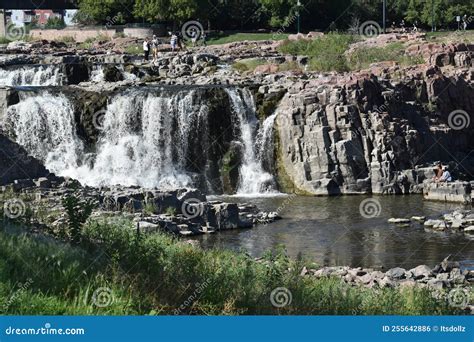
[197,195,474,269]
[5,87,277,194]
[0,65,63,86]
[226,88,276,195]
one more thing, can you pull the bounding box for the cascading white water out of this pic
[226,88,277,195]
[4,92,84,174]
[90,64,138,82]
[66,89,206,188]
[256,113,277,171]
[0,65,63,86]
[6,87,277,194]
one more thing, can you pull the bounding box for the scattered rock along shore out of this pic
[298,256,473,314]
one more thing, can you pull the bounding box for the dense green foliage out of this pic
[76,0,474,31]
[0,218,462,315]
[62,193,94,244]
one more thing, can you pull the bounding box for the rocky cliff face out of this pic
[0,133,50,185]
[272,66,473,195]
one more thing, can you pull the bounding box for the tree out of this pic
[134,0,171,22]
[77,0,135,24]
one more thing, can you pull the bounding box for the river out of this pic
[198,195,473,269]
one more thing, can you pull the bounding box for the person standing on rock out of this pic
[177,32,186,51]
[143,38,150,62]
[151,35,160,63]
[170,33,178,52]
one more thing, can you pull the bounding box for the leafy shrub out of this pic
[62,193,94,244]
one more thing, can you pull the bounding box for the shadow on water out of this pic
[196,195,474,269]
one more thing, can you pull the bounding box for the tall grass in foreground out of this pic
[0,219,460,315]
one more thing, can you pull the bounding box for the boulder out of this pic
[409,265,432,279]
[386,267,406,279]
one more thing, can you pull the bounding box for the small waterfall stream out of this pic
[4,92,83,173]
[0,65,63,86]
[226,88,276,195]
[4,87,278,194]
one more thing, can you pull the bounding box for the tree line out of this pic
[76,0,474,31]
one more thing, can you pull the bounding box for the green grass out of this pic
[278,33,357,72]
[208,32,289,45]
[426,30,474,44]
[0,218,463,315]
[232,58,268,73]
[124,45,142,55]
[347,42,425,70]
[278,34,426,72]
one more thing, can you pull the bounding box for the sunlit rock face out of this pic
[273,70,474,195]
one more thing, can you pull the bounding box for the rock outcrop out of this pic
[0,133,50,185]
[272,67,473,195]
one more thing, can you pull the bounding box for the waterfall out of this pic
[90,64,138,82]
[4,91,84,174]
[90,65,105,82]
[226,88,277,195]
[5,87,278,195]
[256,113,277,173]
[66,89,207,188]
[0,65,63,86]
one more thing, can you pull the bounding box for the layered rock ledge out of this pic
[423,181,473,204]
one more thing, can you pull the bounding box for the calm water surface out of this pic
[195,195,473,269]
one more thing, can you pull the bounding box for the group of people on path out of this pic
[142,30,207,62]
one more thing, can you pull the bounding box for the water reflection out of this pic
[197,195,473,269]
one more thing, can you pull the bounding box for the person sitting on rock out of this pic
[432,163,443,181]
[439,166,453,182]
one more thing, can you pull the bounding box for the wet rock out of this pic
[464,226,474,233]
[103,65,124,82]
[388,218,410,224]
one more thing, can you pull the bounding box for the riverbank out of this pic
[0,217,470,315]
